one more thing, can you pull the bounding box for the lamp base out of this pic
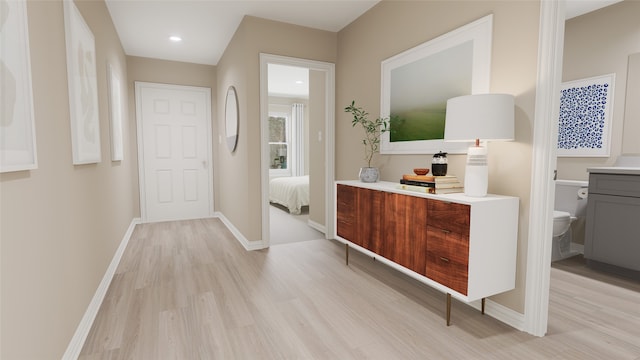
[464,146,488,197]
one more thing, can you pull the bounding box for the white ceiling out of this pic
[104,0,623,67]
[105,0,380,66]
[565,0,622,19]
[268,63,309,98]
[104,0,623,96]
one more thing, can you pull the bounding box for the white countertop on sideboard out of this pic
[336,180,517,205]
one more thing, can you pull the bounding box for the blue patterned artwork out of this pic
[557,74,615,157]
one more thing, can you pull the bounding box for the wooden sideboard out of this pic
[335,181,519,325]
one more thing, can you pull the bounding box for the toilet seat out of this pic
[553,210,571,237]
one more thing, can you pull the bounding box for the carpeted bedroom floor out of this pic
[269,204,325,245]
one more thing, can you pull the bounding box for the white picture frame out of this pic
[64,0,101,165]
[1,0,38,173]
[107,63,123,161]
[380,14,493,155]
[557,73,615,157]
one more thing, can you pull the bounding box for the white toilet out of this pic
[552,180,589,262]
[552,210,573,261]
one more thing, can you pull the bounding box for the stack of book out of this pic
[397,174,464,194]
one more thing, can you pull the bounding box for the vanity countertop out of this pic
[587,167,640,176]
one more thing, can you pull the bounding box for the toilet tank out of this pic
[554,179,589,217]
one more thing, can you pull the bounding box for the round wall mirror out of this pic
[225,86,239,152]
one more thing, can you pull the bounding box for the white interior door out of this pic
[136,82,213,223]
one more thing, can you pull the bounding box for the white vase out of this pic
[359,167,379,183]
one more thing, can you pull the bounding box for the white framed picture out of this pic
[107,63,123,161]
[1,0,38,173]
[64,0,101,164]
[380,15,493,155]
[557,73,615,157]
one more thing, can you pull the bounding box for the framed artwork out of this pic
[1,0,38,172]
[107,64,123,161]
[557,74,615,157]
[380,15,493,154]
[64,0,101,164]
[225,86,239,152]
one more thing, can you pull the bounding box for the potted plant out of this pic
[344,101,389,182]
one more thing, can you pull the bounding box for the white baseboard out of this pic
[469,298,526,331]
[213,212,267,251]
[62,218,141,360]
[308,219,326,235]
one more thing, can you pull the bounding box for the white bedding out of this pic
[269,175,309,215]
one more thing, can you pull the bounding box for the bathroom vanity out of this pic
[585,167,640,280]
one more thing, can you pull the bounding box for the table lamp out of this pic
[444,94,514,197]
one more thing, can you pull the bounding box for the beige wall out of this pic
[0,0,136,358]
[309,69,327,226]
[625,53,640,152]
[559,0,640,180]
[126,56,216,215]
[216,16,337,242]
[215,18,253,240]
[336,0,541,313]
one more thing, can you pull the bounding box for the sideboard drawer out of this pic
[426,200,470,236]
[426,225,469,295]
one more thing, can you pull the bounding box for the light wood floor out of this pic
[79,218,640,359]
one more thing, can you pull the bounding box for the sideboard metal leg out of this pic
[345,243,349,266]
[481,298,486,315]
[446,293,452,326]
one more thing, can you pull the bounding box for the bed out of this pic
[269,175,309,215]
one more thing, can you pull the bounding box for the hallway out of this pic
[79,218,640,359]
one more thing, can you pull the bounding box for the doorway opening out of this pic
[259,54,335,246]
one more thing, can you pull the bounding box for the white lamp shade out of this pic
[444,94,515,142]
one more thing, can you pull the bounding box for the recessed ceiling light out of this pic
[169,36,182,42]
[295,80,303,84]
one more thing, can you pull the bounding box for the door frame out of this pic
[259,54,336,246]
[135,81,214,223]
[524,0,565,336]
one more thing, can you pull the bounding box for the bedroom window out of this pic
[269,114,290,175]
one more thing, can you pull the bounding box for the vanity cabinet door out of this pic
[426,225,470,295]
[585,193,640,271]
